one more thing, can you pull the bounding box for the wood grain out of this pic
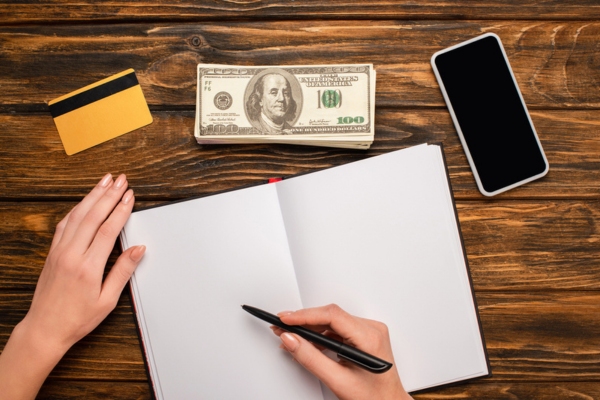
[478,292,600,381]
[0,292,146,380]
[0,21,599,110]
[2,1,600,24]
[1,110,599,200]
[2,291,600,383]
[1,2,599,397]
[33,381,600,400]
[413,382,600,399]
[37,381,151,400]
[2,200,600,290]
[459,200,600,291]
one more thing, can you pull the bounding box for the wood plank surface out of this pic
[0,293,146,381]
[2,109,599,199]
[479,292,600,381]
[37,382,151,400]
[2,291,599,383]
[460,200,600,291]
[2,199,600,291]
[1,1,599,398]
[1,21,599,110]
[413,383,600,399]
[2,1,600,24]
[33,381,600,400]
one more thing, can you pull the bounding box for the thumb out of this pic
[280,332,343,386]
[101,245,146,307]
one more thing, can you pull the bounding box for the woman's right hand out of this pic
[272,304,413,400]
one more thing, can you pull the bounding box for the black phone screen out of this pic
[433,35,548,194]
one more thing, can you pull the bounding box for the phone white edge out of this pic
[430,32,549,197]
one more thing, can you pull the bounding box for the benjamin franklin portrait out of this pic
[245,69,302,135]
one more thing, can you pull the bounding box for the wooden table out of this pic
[1,2,600,399]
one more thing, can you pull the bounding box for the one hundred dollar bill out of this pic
[194,64,375,149]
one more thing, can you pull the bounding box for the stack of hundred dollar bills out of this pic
[194,64,375,149]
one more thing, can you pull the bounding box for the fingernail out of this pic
[130,245,146,262]
[122,189,134,205]
[280,333,299,352]
[99,173,112,188]
[114,174,126,189]
[277,311,294,317]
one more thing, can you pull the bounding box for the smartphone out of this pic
[431,33,549,196]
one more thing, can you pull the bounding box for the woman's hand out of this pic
[0,173,145,400]
[272,304,413,400]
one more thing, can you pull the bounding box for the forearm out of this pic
[0,174,144,400]
[0,318,67,400]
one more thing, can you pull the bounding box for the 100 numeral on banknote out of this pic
[196,64,374,137]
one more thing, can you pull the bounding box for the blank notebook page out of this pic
[275,144,489,392]
[122,144,488,398]
[122,183,323,399]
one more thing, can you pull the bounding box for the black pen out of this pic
[242,305,393,374]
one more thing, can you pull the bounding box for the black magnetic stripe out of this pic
[49,72,139,118]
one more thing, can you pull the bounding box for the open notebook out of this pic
[120,143,490,399]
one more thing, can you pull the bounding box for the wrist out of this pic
[13,317,70,366]
[0,319,68,399]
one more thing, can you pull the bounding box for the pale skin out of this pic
[0,173,146,400]
[272,304,414,400]
[260,73,291,125]
[0,174,413,399]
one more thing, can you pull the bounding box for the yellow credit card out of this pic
[49,69,153,155]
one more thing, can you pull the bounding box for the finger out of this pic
[322,329,344,343]
[277,311,330,332]
[49,209,73,252]
[100,245,146,309]
[59,173,114,246]
[70,174,128,251]
[279,304,367,343]
[279,333,346,386]
[86,188,135,264]
[270,326,332,352]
